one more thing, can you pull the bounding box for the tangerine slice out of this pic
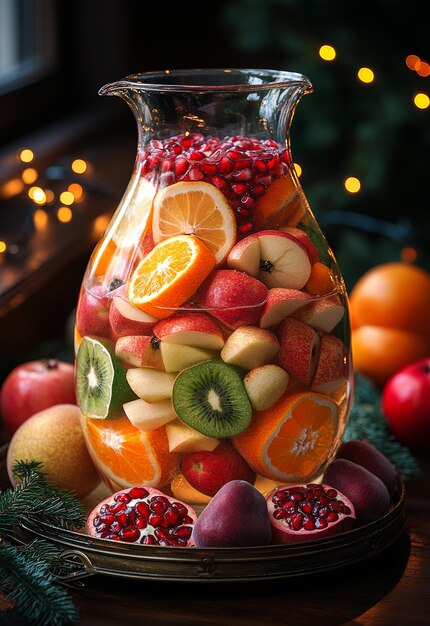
[152,181,236,264]
[126,234,216,318]
[253,170,305,229]
[82,416,179,489]
[233,391,338,483]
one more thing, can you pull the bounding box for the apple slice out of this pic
[123,398,177,431]
[244,364,289,411]
[115,335,164,369]
[125,368,176,402]
[154,312,225,350]
[220,326,280,371]
[160,342,217,373]
[280,226,320,264]
[276,317,321,385]
[227,230,311,290]
[259,288,312,328]
[312,334,350,394]
[292,295,345,333]
[165,420,220,453]
[109,295,158,337]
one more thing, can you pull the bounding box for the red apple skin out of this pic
[381,357,430,450]
[76,285,112,339]
[193,270,268,330]
[0,360,76,435]
[181,441,257,496]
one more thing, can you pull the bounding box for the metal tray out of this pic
[0,444,407,583]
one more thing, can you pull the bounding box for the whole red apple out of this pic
[0,359,76,435]
[381,357,430,450]
[181,441,256,496]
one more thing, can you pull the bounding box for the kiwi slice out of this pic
[172,360,252,438]
[76,337,135,419]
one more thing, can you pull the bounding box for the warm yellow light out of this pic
[406,54,421,70]
[414,93,430,109]
[21,168,38,184]
[92,214,110,238]
[344,177,361,193]
[0,241,7,253]
[71,158,87,174]
[294,163,302,177]
[319,45,336,61]
[357,67,375,83]
[57,206,73,223]
[33,209,49,230]
[417,62,430,77]
[19,148,34,163]
[400,246,418,263]
[59,191,75,205]
[1,178,24,198]
[68,183,84,200]
[29,186,46,204]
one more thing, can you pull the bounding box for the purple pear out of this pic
[336,439,398,496]
[192,480,272,547]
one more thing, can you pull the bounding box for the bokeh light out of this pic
[319,45,336,61]
[344,177,361,193]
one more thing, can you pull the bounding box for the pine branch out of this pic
[0,541,79,626]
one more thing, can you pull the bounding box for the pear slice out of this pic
[123,398,177,431]
[126,368,176,402]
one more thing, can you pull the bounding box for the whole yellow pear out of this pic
[6,404,100,499]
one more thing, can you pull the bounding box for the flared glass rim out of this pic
[99,68,313,95]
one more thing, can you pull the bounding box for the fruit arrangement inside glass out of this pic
[74,132,353,518]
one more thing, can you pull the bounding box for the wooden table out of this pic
[1,455,429,626]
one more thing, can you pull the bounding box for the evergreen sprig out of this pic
[345,373,421,479]
[0,461,86,626]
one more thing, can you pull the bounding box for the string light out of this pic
[18,148,34,163]
[21,168,38,184]
[319,45,336,61]
[416,62,430,77]
[414,93,429,109]
[28,186,46,205]
[68,183,84,200]
[0,241,7,254]
[294,163,302,177]
[59,191,75,205]
[1,179,24,199]
[357,67,375,83]
[344,177,361,193]
[406,55,421,70]
[57,206,73,223]
[33,209,49,230]
[71,159,87,174]
[44,189,55,204]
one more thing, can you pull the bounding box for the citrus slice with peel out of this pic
[152,181,236,263]
[253,170,305,229]
[81,415,179,489]
[126,234,216,319]
[233,391,338,483]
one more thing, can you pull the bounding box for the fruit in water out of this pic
[151,180,237,264]
[276,317,321,386]
[336,439,398,497]
[75,337,136,419]
[0,359,75,435]
[7,404,100,499]
[139,133,291,235]
[153,312,225,350]
[227,230,311,290]
[305,262,336,296]
[76,283,112,339]
[243,364,289,411]
[311,334,349,395]
[233,391,338,483]
[172,360,252,438]
[127,234,216,319]
[220,326,280,370]
[181,441,256,497]
[381,357,430,451]
[259,288,312,329]
[193,269,268,330]
[192,480,272,547]
[253,171,304,229]
[323,458,390,525]
[87,486,197,546]
[115,335,164,369]
[267,483,356,544]
[109,295,158,337]
[292,295,345,333]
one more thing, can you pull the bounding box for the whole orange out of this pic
[349,262,430,386]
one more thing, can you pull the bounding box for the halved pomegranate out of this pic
[87,486,197,546]
[266,483,356,544]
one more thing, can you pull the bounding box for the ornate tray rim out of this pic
[0,444,407,583]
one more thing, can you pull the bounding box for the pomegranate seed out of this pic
[158,539,170,546]
[109,534,120,540]
[231,182,248,196]
[291,513,304,531]
[171,502,188,516]
[108,502,126,514]
[300,503,313,515]
[135,501,150,518]
[180,137,192,148]
[95,522,109,534]
[128,487,149,500]
[290,492,304,502]
[155,528,169,541]
[172,526,193,539]
[141,534,156,545]
[267,156,280,170]
[281,149,291,165]
[114,492,131,504]
[318,507,330,519]
[240,193,255,209]
[211,176,227,192]
[303,517,316,531]
[239,221,253,235]
[182,514,194,525]
[174,158,189,176]
[164,507,180,526]
[171,143,182,154]
[200,162,218,174]
[273,509,287,520]
[341,504,352,515]
[326,488,338,499]
[326,512,339,523]
[135,515,147,529]
[315,517,328,529]
[110,521,123,534]
[232,168,252,181]
[120,528,140,542]
[188,167,204,181]
[233,158,252,169]
[116,512,128,526]
[255,174,273,187]
[237,207,252,219]
[219,157,233,175]
[147,155,160,169]
[189,150,205,161]
[99,504,109,514]
[148,513,165,527]
[253,159,266,172]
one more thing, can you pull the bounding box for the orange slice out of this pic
[306,262,336,295]
[253,170,305,229]
[233,391,338,483]
[127,234,216,319]
[81,415,179,489]
[152,181,236,264]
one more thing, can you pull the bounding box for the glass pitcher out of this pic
[74,69,353,506]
